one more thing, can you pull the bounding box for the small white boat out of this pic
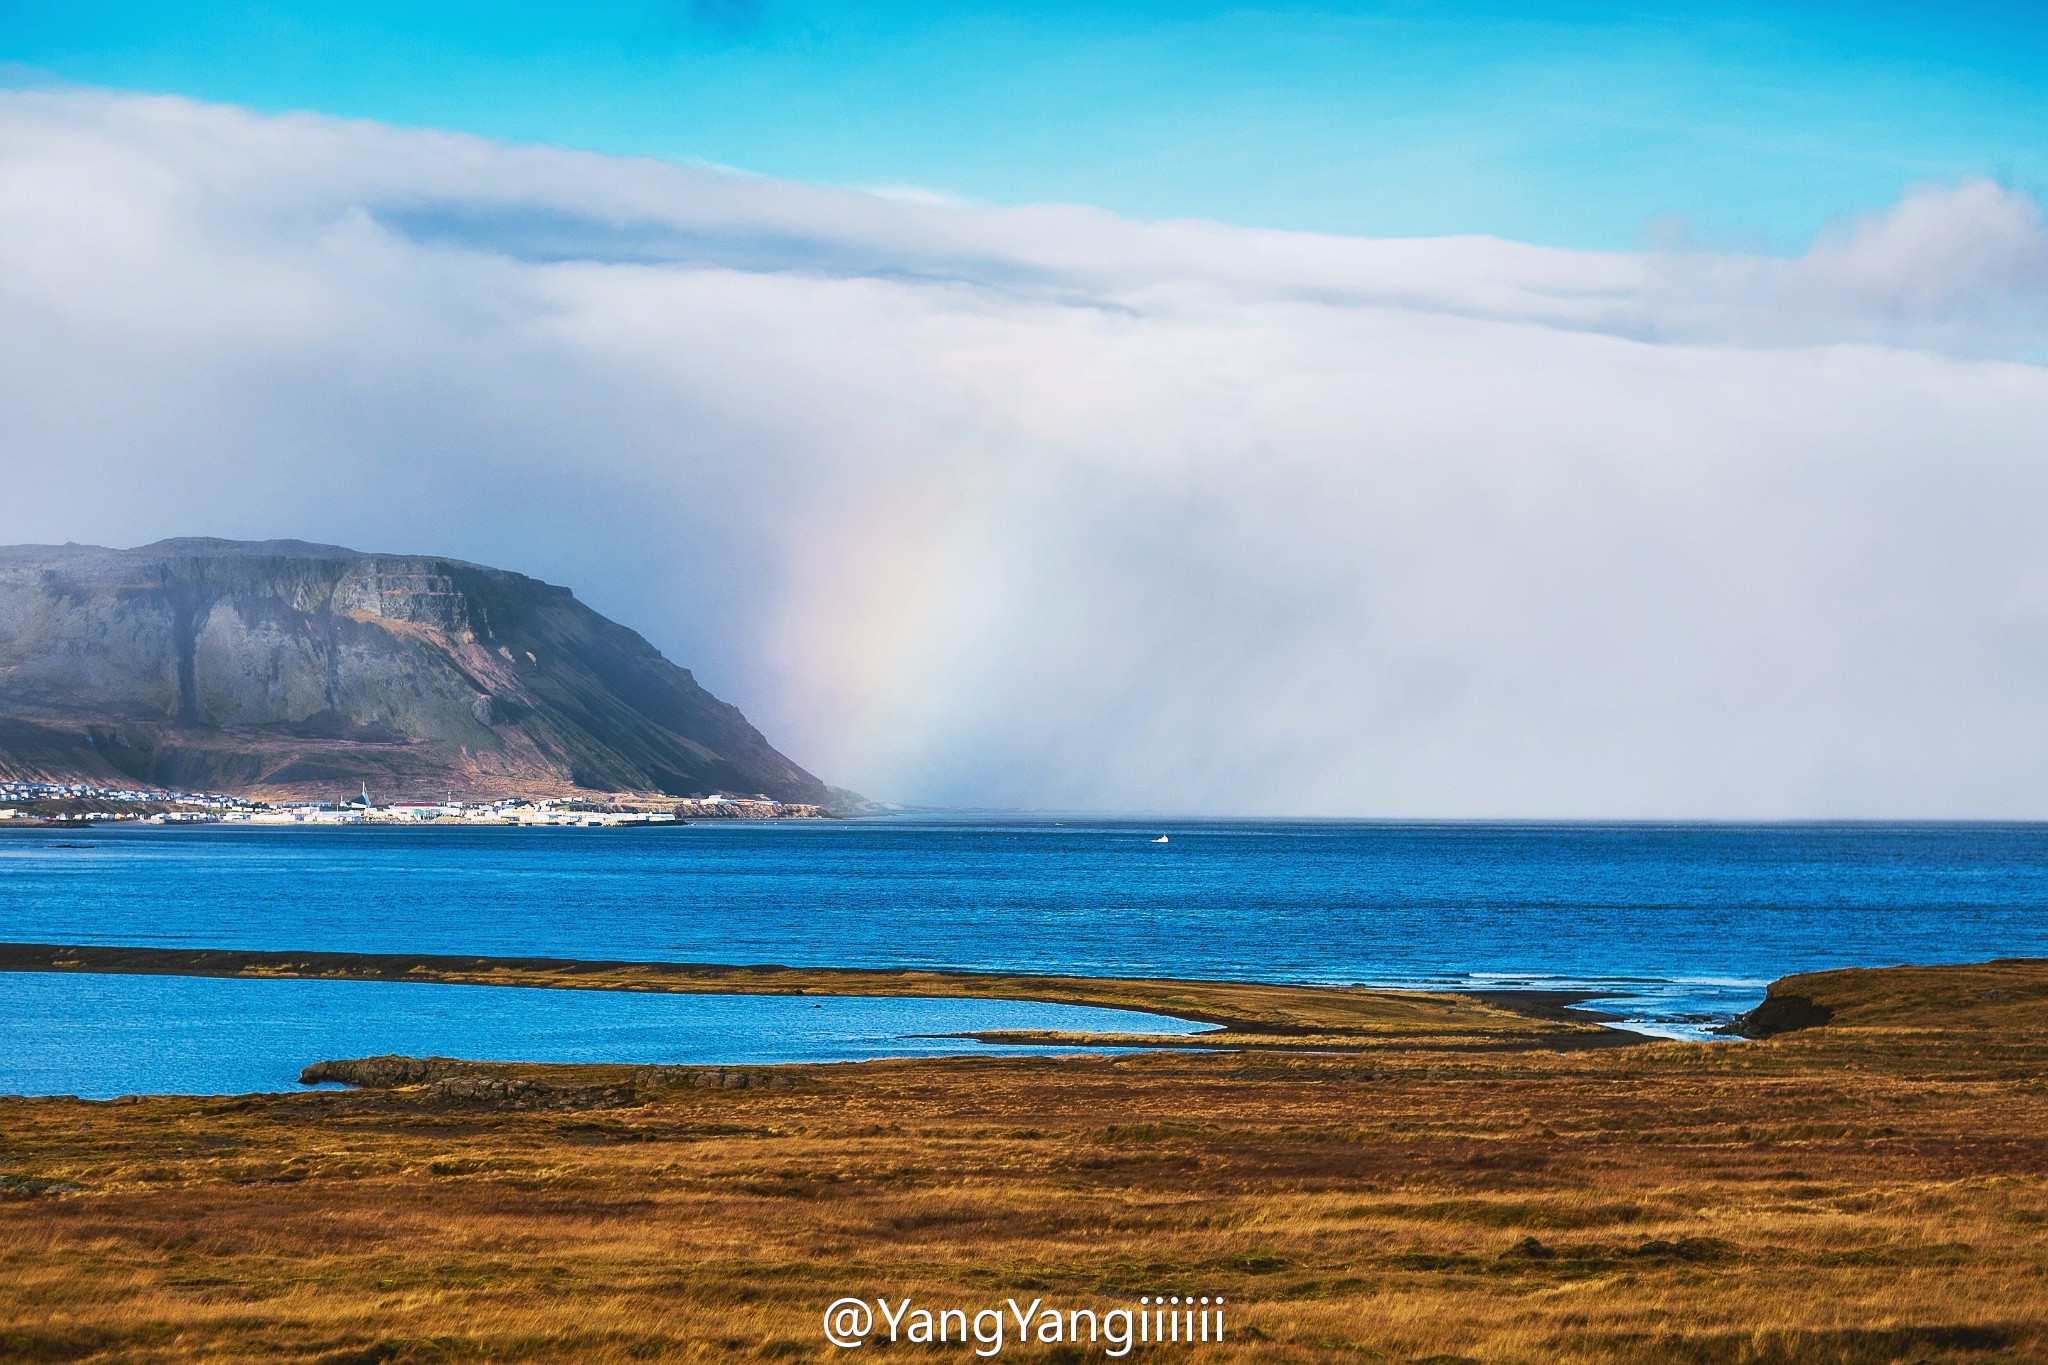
[1152,835,1170,843]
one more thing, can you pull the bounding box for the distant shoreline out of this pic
[0,797,828,828]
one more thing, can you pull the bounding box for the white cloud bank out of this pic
[3,87,2048,816]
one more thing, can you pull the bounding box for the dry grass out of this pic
[2,961,2046,1363]
[1754,958,2048,1033]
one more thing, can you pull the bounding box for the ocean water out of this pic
[0,972,1212,1098]
[3,819,2047,1065]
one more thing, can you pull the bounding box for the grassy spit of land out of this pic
[0,942,1630,1050]
[2,957,2046,1363]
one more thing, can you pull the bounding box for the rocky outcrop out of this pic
[298,1056,638,1109]
[299,1056,448,1088]
[0,538,839,803]
[1723,992,1835,1038]
[678,1068,794,1090]
[295,1055,797,1110]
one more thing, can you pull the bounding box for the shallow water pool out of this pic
[0,971,1215,1097]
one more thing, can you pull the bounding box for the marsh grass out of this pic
[3,963,2047,1361]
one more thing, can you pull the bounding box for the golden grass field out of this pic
[2,954,2046,1363]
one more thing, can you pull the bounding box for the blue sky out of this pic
[2,0,2042,249]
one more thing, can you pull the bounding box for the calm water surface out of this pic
[3,819,2047,1064]
[0,972,1210,1098]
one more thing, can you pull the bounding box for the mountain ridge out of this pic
[0,538,841,806]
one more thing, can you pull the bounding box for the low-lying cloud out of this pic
[3,86,2046,815]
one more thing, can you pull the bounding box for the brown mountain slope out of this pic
[0,538,836,804]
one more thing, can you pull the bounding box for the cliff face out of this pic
[0,538,833,803]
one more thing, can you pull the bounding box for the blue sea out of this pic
[4,818,2047,1092]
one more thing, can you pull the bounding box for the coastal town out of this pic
[0,779,818,826]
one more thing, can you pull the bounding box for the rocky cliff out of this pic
[0,538,836,804]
